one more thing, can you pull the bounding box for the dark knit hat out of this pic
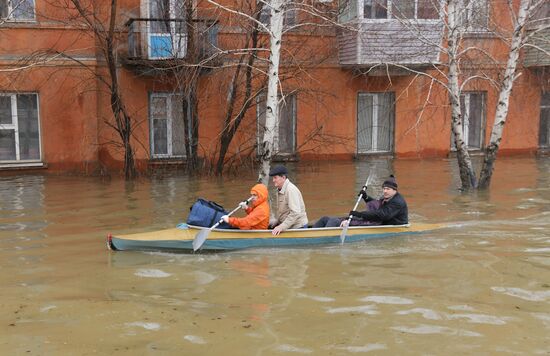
[382,175,398,190]
[269,165,288,177]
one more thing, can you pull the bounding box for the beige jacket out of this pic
[275,179,308,230]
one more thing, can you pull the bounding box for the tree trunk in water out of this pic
[478,0,531,189]
[447,0,476,189]
[258,0,284,185]
[106,0,135,179]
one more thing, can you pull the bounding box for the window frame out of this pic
[358,0,442,22]
[450,91,486,151]
[256,93,297,156]
[259,4,297,29]
[356,92,395,154]
[0,92,42,164]
[149,92,187,159]
[0,0,36,22]
[147,0,187,59]
[458,0,489,32]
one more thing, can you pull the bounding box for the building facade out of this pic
[0,0,548,173]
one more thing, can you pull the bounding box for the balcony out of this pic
[336,0,445,72]
[122,18,219,73]
[524,28,550,68]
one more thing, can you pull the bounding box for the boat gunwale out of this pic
[183,223,412,234]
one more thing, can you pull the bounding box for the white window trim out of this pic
[450,91,485,151]
[357,92,394,154]
[1,0,36,22]
[359,0,443,22]
[0,92,42,164]
[149,92,186,159]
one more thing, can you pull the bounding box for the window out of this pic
[451,92,485,150]
[339,0,358,22]
[364,0,387,19]
[361,0,439,20]
[0,93,41,162]
[149,93,186,158]
[257,94,297,156]
[0,0,35,21]
[458,0,488,31]
[529,2,550,27]
[539,92,550,148]
[259,4,297,28]
[357,92,394,154]
[147,0,187,59]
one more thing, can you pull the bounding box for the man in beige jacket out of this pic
[269,165,308,235]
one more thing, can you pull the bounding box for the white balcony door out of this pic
[148,0,187,59]
[357,92,394,154]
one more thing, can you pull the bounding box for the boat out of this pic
[107,222,446,252]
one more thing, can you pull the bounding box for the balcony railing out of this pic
[126,18,218,61]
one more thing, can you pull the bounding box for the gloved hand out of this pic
[239,201,249,209]
[221,215,229,223]
[349,210,361,218]
[358,189,368,200]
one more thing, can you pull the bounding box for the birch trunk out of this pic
[447,0,477,189]
[258,0,285,185]
[477,0,532,189]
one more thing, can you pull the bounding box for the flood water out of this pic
[1,157,549,355]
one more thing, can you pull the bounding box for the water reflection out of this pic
[0,157,549,354]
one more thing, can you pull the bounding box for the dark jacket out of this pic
[352,192,408,225]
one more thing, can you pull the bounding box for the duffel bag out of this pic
[186,198,232,229]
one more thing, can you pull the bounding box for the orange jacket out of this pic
[228,184,270,230]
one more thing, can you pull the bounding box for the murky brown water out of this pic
[1,158,549,355]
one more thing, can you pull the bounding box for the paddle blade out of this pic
[339,224,349,244]
[193,229,210,251]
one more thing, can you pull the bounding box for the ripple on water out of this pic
[193,271,217,285]
[183,335,206,344]
[446,313,511,325]
[125,322,161,331]
[134,269,172,278]
[396,308,442,320]
[326,305,379,315]
[360,296,414,304]
[524,248,550,253]
[492,286,550,302]
[297,293,334,302]
[390,324,482,337]
[275,344,313,354]
[334,344,387,353]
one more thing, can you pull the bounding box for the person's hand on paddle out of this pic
[221,215,229,223]
[358,186,369,203]
[340,220,349,228]
[238,201,249,210]
[349,210,362,218]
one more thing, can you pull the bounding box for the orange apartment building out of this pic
[0,0,548,174]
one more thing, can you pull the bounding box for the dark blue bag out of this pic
[187,198,231,229]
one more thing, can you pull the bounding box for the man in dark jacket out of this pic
[348,175,408,226]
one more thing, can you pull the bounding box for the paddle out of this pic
[192,196,253,251]
[340,173,374,244]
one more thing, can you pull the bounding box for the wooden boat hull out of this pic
[108,222,446,252]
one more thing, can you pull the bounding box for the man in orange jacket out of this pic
[221,183,270,230]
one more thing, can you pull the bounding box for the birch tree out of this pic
[206,0,341,183]
[368,0,548,190]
